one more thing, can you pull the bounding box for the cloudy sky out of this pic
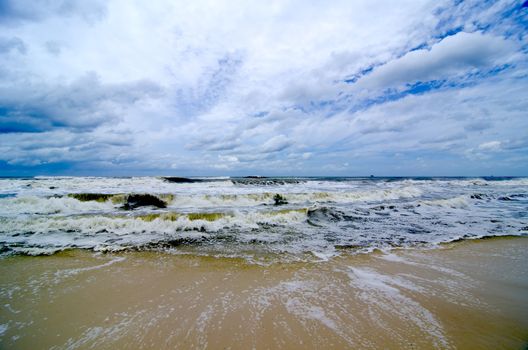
[1,0,527,176]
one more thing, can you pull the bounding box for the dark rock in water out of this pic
[123,194,166,210]
[498,196,513,201]
[470,194,484,200]
[273,194,288,205]
[162,177,202,183]
[49,186,57,189]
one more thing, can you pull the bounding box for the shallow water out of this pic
[0,176,527,259]
[0,237,527,349]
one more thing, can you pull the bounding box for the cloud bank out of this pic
[1,0,527,175]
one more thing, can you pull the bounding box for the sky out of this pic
[0,0,527,176]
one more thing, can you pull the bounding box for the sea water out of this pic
[1,176,526,260]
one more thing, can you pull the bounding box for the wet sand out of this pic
[1,237,527,349]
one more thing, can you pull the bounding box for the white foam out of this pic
[1,176,526,257]
[421,195,469,209]
[0,209,311,254]
[284,299,338,331]
[311,249,338,261]
[164,186,423,209]
[0,196,115,216]
[54,256,126,279]
[348,267,450,348]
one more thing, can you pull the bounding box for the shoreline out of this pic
[2,232,526,262]
[3,231,526,260]
[1,236,527,349]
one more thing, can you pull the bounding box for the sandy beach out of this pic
[1,236,527,349]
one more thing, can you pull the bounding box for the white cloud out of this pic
[478,141,502,151]
[0,0,527,175]
[261,135,292,153]
[355,31,518,91]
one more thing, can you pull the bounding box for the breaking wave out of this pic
[0,176,526,259]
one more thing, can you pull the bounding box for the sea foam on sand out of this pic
[0,237,527,349]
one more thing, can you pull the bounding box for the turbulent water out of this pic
[0,176,527,260]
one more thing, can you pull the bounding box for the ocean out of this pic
[0,176,526,259]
